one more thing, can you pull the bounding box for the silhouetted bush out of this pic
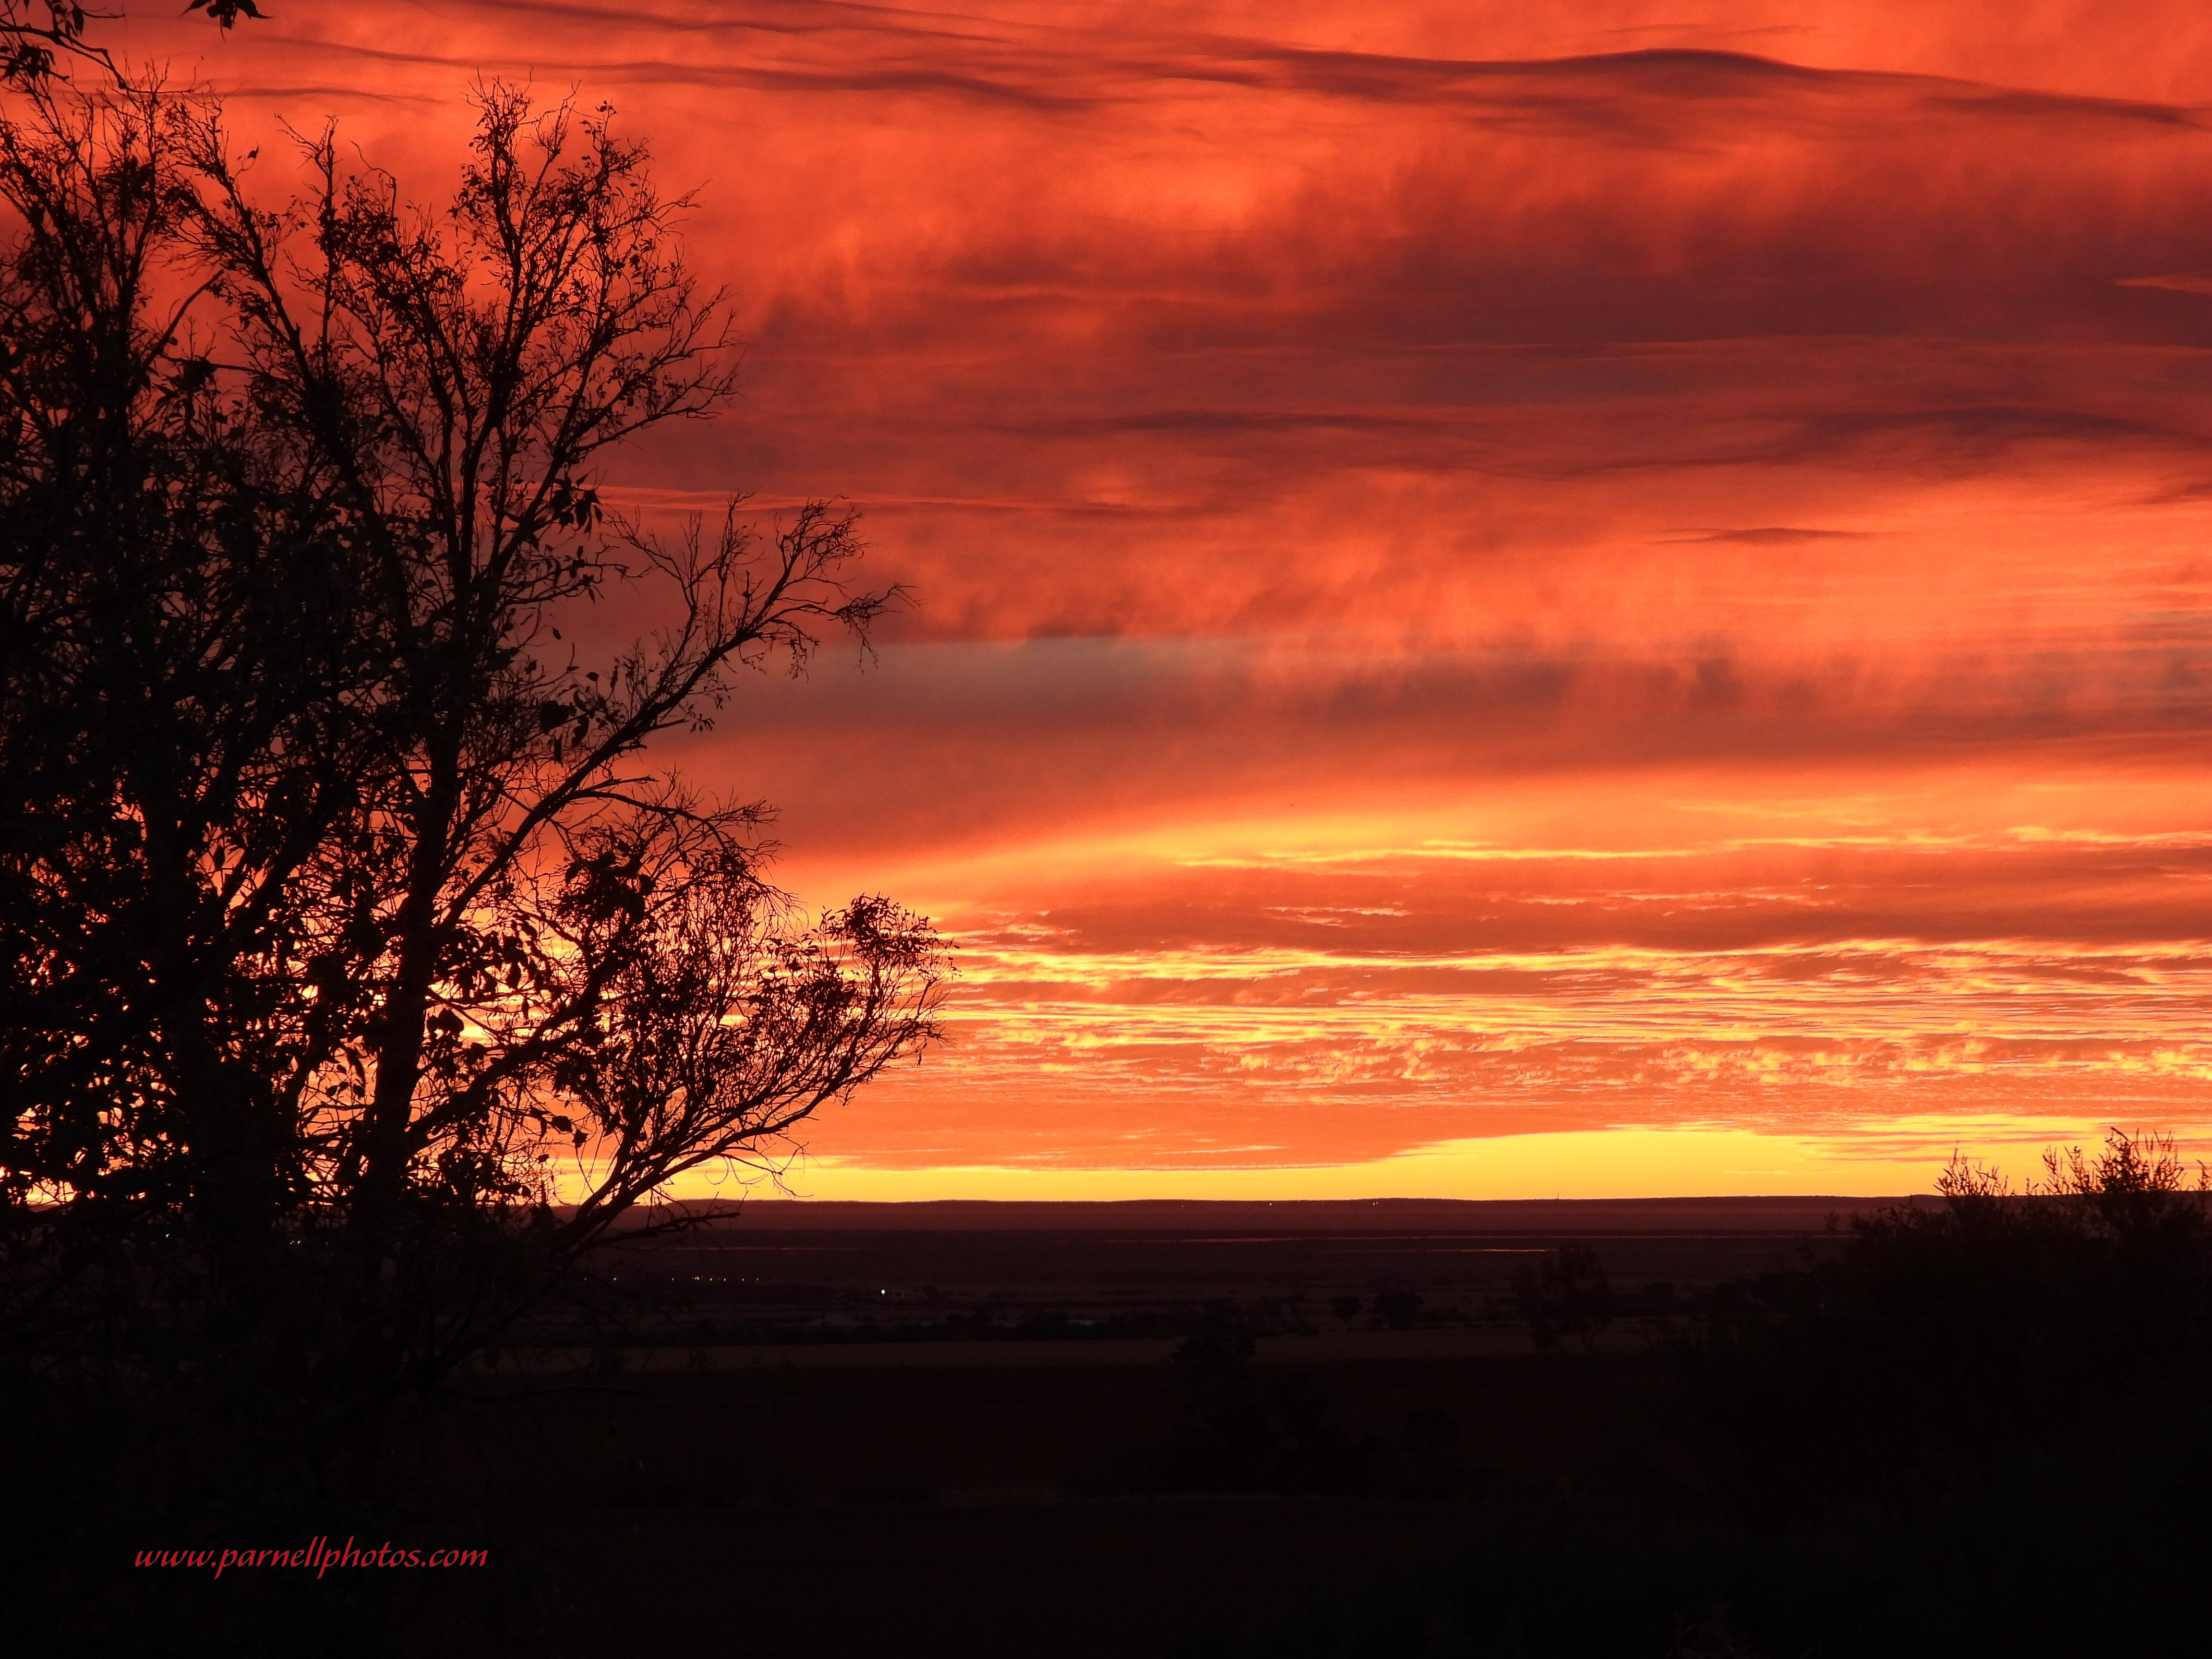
[1514,1247,1616,1352]
[1681,1128,2212,1511]
[1191,1129,2212,1658]
[1090,1301,1463,1498]
[1371,1288,1425,1329]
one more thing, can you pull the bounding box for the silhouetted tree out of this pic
[3,0,262,87]
[2,0,101,84]
[0,78,941,1644]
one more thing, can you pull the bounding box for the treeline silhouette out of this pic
[1181,1128,2212,1658]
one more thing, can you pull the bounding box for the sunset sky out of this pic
[117,0,2212,1197]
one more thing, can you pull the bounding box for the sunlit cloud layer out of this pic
[109,0,2212,1191]
[817,826,2212,1169]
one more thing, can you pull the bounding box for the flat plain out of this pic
[460,1197,1910,1655]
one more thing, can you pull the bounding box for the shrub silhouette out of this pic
[1515,1246,1615,1352]
[1115,1301,1461,1497]
[1681,1128,2211,1513]
[1371,1287,1426,1329]
[1191,1129,2212,1659]
[1156,1304,1365,1494]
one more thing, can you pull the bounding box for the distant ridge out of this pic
[608,1195,1936,1232]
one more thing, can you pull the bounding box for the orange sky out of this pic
[103,0,2212,1195]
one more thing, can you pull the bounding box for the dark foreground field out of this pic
[450,1198,1873,1656]
[492,1341,1655,1655]
[78,1188,2212,1657]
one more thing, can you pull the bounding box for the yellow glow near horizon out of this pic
[643,1115,2184,1205]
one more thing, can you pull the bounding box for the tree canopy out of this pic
[1,77,941,1642]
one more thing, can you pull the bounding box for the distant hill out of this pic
[603,1194,1935,1233]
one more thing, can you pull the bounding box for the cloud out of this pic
[680,620,2212,877]
[99,0,2212,1178]
[1665,528,1875,544]
[2116,270,2212,295]
[798,824,2212,1166]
